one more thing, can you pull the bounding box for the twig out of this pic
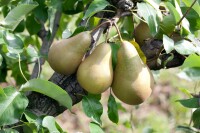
[177,0,197,26]
[31,10,62,79]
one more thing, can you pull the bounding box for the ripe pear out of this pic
[77,43,113,94]
[134,21,152,46]
[48,31,91,75]
[111,40,154,105]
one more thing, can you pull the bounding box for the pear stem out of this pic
[113,22,123,42]
[105,24,112,43]
[90,20,111,34]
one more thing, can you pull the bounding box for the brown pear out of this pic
[77,43,113,94]
[48,31,91,75]
[111,40,154,105]
[134,21,152,46]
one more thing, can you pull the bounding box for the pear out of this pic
[77,43,113,94]
[111,40,154,105]
[48,31,91,75]
[134,21,152,46]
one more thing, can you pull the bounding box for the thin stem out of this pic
[18,54,28,82]
[177,0,197,26]
[91,20,111,34]
[113,22,123,42]
[105,24,112,43]
[37,57,41,78]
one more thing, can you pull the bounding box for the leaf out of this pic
[0,2,38,31]
[42,116,63,133]
[89,122,104,133]
[24,110,38,123]
[174,40,196,55]
[3,32,24,54]
[26,14,42,35]
[82,94,103,125]
[20,79,72,110]
[33,0,48,22]
[62,0,84,15]
[163,35,174,54]
[192,108,200,128]
[181,54,200,69]
[11,61,30,85]
[178,88,193,98]
[177,98,199,108]
[0,129,19,133]
[110,42,120,70]
[137,2,159,36]
[130,41,146,63]
[107,93,119,124]
[83,0,110,19]
[156,13,176,39]
[62,29,72,39]
[166,2,181,24]
[176,125,198,133]
[0,0,11,6]
[180,67,200,81]
[0,86,28,126]
[181,0,200,16]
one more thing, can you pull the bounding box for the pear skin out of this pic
[48,31,91,75]
[77,43,113,94]
[111,41,154,105]
[134,21,152,46]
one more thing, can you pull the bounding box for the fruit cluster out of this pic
[48,31,154,105]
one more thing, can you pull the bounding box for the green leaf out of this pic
[33,0,48,22]
[22,122,38,133]
[181,54,200,69]
[20,79,72,110]
[62,29,72,39]
[177,98,199,108]
[24,110,38,123]
[11,61,30,85]
[137,2,159,36]
[0,2,38,31]
[83,0,110,19]
[63,0,84,15]
[192,108,200,128]
[110,42,120,70]
[178,88,193,98]
[157,14,176,38]
[26,14,42,35]
[174,40,196,55]
[176,125,198,133]
[163,34,174,53]
[107,93,118,124]
[0,86,28,126]
[82,94,103,125]
[181,0,200,16]
[3,32,24,54]
[42,116,63,133]
[0,0,11,6]
[0,129,19,133]
[166,2,181,23]
[89,122,104,133]
[180,67,200,81]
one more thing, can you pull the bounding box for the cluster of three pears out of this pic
[48,31,154,105]
[48,31,113,94]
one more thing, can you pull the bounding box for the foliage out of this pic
[0,0,200,132]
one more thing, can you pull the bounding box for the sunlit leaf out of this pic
[163,35,174,54]
[89,122,104,133]
[0,2,38,31]
[42,116,63,133]
[137,2,159,36]
[0,86,28,126]
[83,0,110,19]
[181,54,200,69]
[82,94,103,125]
[174,40,196,55]
[20,79,72,110]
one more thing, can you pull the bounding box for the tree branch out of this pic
[31,11,62,79]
